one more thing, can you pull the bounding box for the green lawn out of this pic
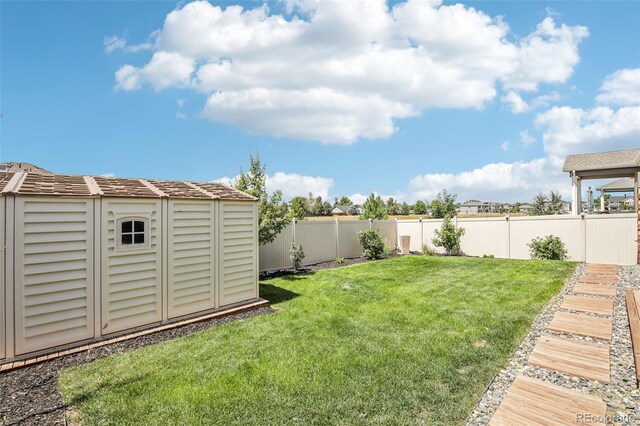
[59,256,574,425]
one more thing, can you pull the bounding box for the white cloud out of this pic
[500,141,510,151]
[112,0,588,143]
[595,68,640,106]
[502,91,529,113]
[406,157,565,202]
[502,90,561,113]
[535,105,640,158]
[503,17,588,92]
[519,130,536,146]
[104,33,156,54]
[214,172,334,200]
[116,51,195,91]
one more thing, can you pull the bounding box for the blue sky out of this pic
[2,0,639,203]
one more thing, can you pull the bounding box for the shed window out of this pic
[118,218,148,248]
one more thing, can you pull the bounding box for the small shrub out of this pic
[336,257,345,264]
[383,245,395,258]
[290,243,305,271]
[482,254,495,259]
[528,235,567,260]
[357,229,385,260]
[432,216,465,256]
[422,245,437,256]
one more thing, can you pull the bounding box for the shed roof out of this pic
[0,171,256,201]
[562,148,640,172]
[596,177,635,192]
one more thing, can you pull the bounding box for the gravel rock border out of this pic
[467,264,640,426]
[0,306,275,426]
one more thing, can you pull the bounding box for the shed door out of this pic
[220,201,258,306]
[168,200,215,318]
[14,197,95,355]
[102,199,162,334]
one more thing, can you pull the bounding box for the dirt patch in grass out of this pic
[0,306,274,426]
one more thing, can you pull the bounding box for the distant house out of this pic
[459,200,506,214]
[519,203,533,214]
[0,162,52,175]
[608,195,635,212]
[331,205,359,215]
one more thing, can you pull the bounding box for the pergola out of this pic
[595,177,635,212]
[562,148,640,215]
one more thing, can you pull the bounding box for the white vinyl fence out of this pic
[398,213,638,265]
[259,214,638,271]
[259,219,397,272]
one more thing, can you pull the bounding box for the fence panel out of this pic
[458,217,509,258]
[509,216,584,261]
[296,221,338,265]
[421,219,445,253]
[585,214,636,265]
[372,220,397,248]
[259,223,293,272]
[397,220,422,252]
[337,220,370,258]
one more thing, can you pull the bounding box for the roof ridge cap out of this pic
[83,176,103,196]
[184,182,219,199]
[2,171,28,193]
[139,179,167,197]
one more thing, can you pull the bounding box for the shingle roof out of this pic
[0,162,53,175]
[0,171,257,201]
[562,148,640,172]
[595,177,636,192]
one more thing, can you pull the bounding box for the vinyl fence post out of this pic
[419,218,424,252]
[581,213,587,262]
[335,218,340,259]
[369,218,372,230]
[395,218,399,249]
[292,218,297,245]
[506,215,510,259]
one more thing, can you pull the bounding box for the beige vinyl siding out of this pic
[220,201,257,306]
[0,198,4,359]
[14,197,94,355]
[168,200,215,318]
[102,199,162,334]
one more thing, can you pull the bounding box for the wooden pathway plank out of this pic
[529,335,610,383]
[573,282,617,298]
[560,296,613,316]
[585,265,618,275]
[625,290,640,388]
[490,375,606,425]
[547,311,612,340]
[579,274,618,284]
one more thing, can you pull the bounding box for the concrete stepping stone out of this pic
[560,295,613,316]
[490,375,606,425]
[529,335,610,383]
[573,282,616,298]
[547,311,612,340]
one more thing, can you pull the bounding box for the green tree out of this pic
[530,192,548,216]
[430,190,457,219]
[337,196,352,206]
[412,200,428,215]
[310,196,332,216]
[546,190,564,215]
[360,193,388,220]
[399,202,411,215]
[234,154,289,245]
[289,196,309,220]
[432,216,465,255]
[510,202,521,213]
[386,197,400,215]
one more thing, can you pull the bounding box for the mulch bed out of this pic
[0,306,274,426]
[259,252,400,280]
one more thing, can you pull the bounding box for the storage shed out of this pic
[0,171,259,364]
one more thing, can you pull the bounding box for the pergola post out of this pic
[571,173,582,215]
[600,189,605,212]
